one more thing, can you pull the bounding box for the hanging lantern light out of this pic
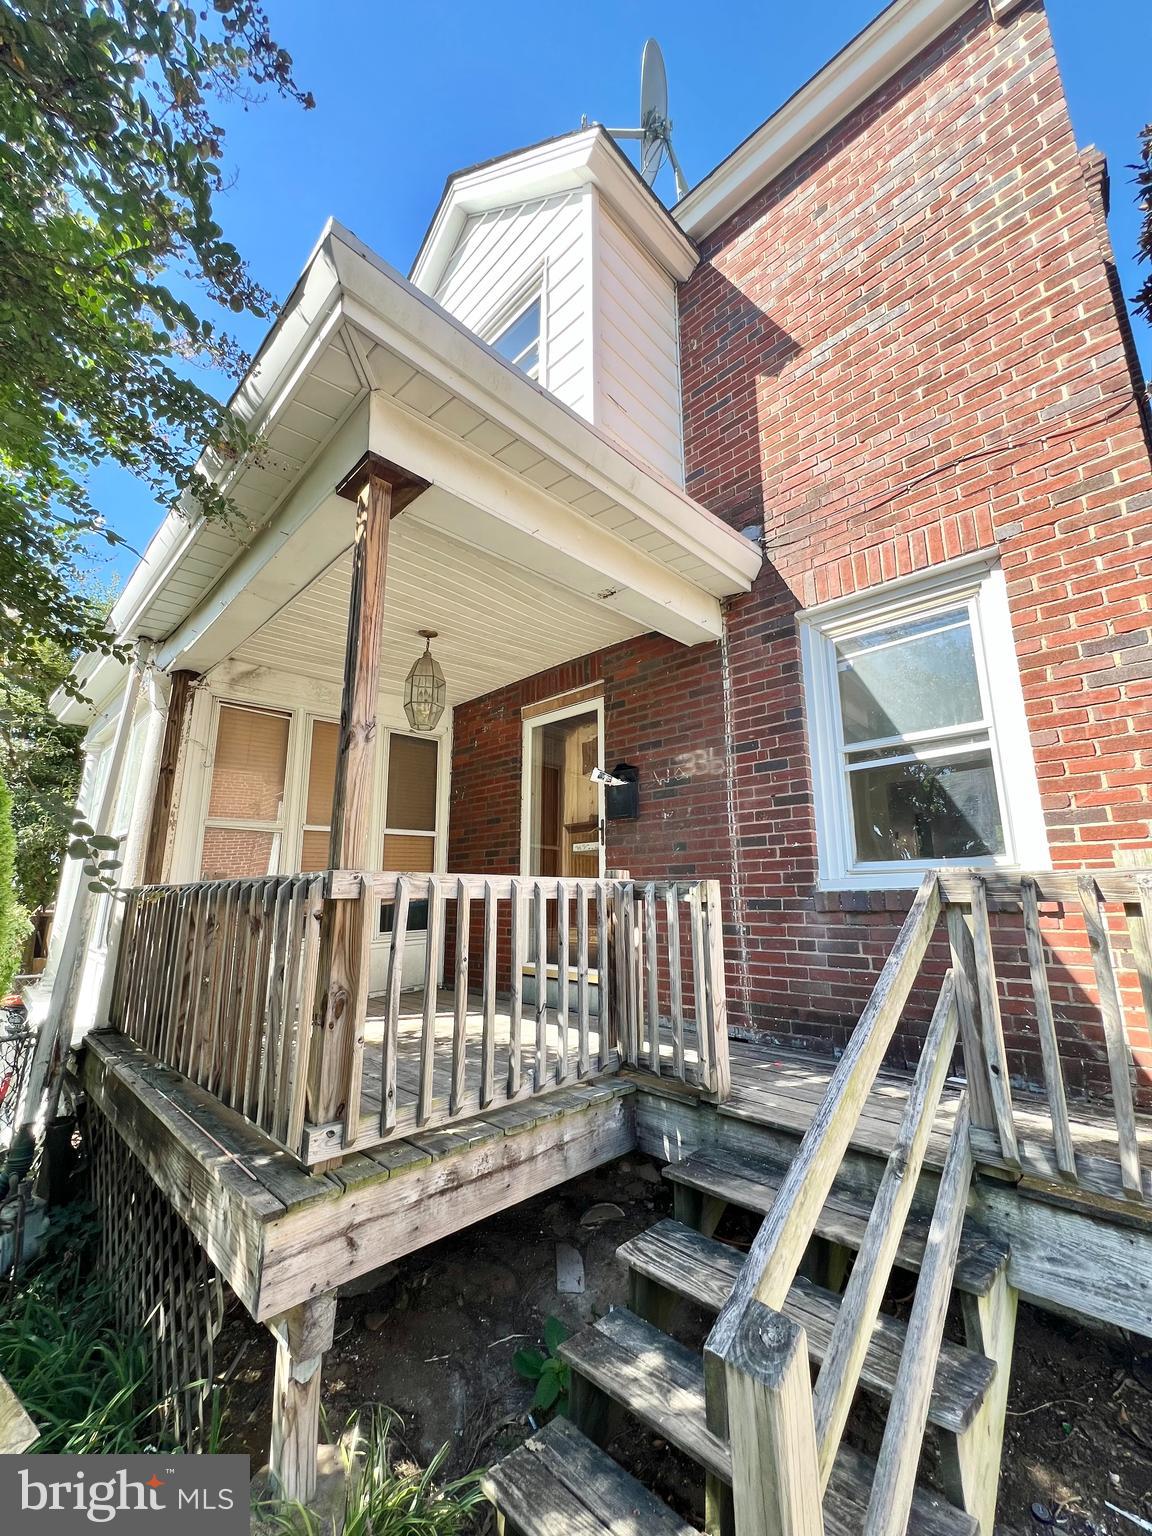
[403,629,446,731]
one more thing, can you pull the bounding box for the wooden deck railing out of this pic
[939,868,1151,1202]
[105,870,730,1164]
[703,862,1152,1533]
[107,876,325,1150]
[316,872,730,1163]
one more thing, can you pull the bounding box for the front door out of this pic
[523,706,604,880]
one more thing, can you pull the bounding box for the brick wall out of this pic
[449,0,1152,1090]
[676,0,1152,1080]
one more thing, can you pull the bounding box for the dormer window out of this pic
[490,295,542,380]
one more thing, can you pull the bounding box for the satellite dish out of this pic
[608,38,688,200]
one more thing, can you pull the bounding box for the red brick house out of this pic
[449,0,1152,1081]
[30,3,1152,1519]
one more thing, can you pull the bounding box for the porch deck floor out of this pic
[356,988,704,1137]
[720,1037,1152,1211]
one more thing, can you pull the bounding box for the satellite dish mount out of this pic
[609,39,688,200]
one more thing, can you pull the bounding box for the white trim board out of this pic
[674,0,978,238]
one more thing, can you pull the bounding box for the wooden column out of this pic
[268,1294,337,1504]
[141,669,198,886]
[307,456,427,1139]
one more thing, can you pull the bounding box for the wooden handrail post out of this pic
[308,457,427,1145]
[716,1303,825,1536]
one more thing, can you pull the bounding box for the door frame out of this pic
[518,695,606,879]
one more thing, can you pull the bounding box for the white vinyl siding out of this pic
[434,190,592,415]
[596,207,685,485]
[429,182,687,484]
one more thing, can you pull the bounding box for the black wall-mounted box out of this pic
[605,762,640,821]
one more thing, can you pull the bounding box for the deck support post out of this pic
[268,1294,337,1505]
[308,455,427,1147]
[939,1269,1018,1535]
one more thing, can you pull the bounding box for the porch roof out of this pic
[63,220,760,721]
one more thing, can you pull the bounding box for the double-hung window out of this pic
[800,558,1048,888]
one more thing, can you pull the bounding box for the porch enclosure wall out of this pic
[104,870,730,1163]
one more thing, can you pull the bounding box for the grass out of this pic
[0,1201,181,1454]
[257,1408,486,1536]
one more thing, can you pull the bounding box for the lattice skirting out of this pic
[87,1107,227,1448]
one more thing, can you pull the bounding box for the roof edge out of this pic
[411,126,697,295]
[675,0,977,239]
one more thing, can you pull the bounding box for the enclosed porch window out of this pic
[199,704,290,878]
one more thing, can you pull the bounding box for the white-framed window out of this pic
[799,555,1049,890]
[487,288,543,381]
[198,702,292,878]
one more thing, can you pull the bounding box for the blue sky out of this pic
[92,0,1152,581]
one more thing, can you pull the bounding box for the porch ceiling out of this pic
[230,519,645,707]
[99,221,760,701]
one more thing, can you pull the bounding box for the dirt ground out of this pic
[220,1154,1152,1534]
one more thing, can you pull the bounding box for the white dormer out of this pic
[410,128,697,487]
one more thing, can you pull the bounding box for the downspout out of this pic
[9,640,151,1162]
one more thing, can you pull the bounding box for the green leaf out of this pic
[66,840,88,858]
[72,822,94,837]
[90,835,121,850]
[512,1348,545,1382]
[543,1316,569,1356]
[532,1370,563,1412]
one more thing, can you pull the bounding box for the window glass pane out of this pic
[300,829,331,872]
[381,833,436,872]
[208,705,289,820]
[527,713,599,878]
[200,826,277,878]
[386,736,438,831]
[836,610,982,744]
[849,747,1005,861]
[305,720,339,826]
[491,299,541,376]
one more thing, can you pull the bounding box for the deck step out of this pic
[559,1309,978,1536]
[481,1414,697,1536]
[619,1218,994,1433]
[664,1145,1009,1297]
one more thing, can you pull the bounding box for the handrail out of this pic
[702,873,942,1535]
[707,874,941,1356]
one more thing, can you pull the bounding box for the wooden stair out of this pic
[482,1414,698,1536]
[619,1218,995,1438]
[485,1139,1014,1535]
[559,1308,975,1536]
[485,904,1018,1535]
[662,1145,1010,1297]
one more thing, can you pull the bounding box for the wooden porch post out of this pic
[307,456,427,1139]
[141,668,199,886]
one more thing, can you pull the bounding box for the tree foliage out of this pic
[0,773,29,991]
[1138,124,1152,327]
[0,0,312,684]
[0,631,86,913]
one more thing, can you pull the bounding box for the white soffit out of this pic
[411,127,698,292]
[675,0,975,238]
[333,228,759,603]
[232,525,645,709]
